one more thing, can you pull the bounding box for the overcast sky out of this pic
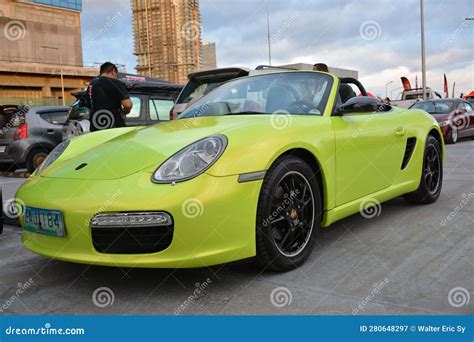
[81,0,473,98]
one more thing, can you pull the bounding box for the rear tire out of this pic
[255,156,322,271]
[404,135,443,204]
[26,148,49,173]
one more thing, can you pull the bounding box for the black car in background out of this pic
[0,105,69,172]
[65,74,183,138]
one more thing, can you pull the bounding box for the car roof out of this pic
[30,106,69,113]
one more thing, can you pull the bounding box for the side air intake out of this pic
[401,137,417,170]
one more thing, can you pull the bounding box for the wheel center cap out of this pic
[290,208,298,219]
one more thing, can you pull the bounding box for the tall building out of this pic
[131,0,201,84]
[200,41,216,71]
[0,0,96,105]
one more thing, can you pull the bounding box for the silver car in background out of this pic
[0,105,69,172]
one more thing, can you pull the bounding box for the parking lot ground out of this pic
[0,140,473,315]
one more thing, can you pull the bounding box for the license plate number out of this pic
[23,207,65,237]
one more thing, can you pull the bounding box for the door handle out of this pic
[46,129,54,134]
[394,127,406,137]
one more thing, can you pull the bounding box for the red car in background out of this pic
[410,98,474,144]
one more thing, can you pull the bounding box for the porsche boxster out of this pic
[16,71,444,271]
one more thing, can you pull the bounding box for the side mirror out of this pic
[336,96,382,115]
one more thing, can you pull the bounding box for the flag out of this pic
[444,74,449,98]
[401,77,411,91]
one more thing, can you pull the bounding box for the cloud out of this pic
[81,0,473,95]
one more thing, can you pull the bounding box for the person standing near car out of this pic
[88,62,133,131]
[313,63,329,72]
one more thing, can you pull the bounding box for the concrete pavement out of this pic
[0,140,472,315]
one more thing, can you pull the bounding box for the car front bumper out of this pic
[16,172,262,268]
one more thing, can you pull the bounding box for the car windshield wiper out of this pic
[225,111,267,115]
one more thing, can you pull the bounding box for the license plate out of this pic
[0,146,5,153]
[22,206,65,237]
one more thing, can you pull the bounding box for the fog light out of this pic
[91,212,172,227]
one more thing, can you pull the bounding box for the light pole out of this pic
[420,0,427,100]
[385,81,394,98]
[266,1,272,66]
[41,45,65,107]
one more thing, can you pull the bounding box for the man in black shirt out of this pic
[88,62,133,131]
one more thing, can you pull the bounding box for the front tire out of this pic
[255,156,322,271]
[404,135,443,204]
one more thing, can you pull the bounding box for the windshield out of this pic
[178,72,333,118]
[411,100,454,114]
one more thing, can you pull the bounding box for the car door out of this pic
[331,110,406,206]
[454,102,469,138]
[147,97,176,125]
[36,108,69,145]
[125,95,146,126]
[463,101,474,137]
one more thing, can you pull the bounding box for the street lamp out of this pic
[41,45,65,107]
[420,0,427,100]
[385,81,394,98]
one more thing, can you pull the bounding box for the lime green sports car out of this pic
[16,71,444,271]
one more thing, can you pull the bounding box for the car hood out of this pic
[41,116,269,180]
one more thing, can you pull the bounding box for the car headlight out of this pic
[35,140,70,175]
[439,120,450,127]
[152,135,227,183]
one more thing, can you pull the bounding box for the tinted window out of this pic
[128,96,142,118]
[177,81,223,104]
[464,102,473,112]
[149,99,175,121]
[433,101,454,114]
[49,111,69,124]
[410,101,435,113]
